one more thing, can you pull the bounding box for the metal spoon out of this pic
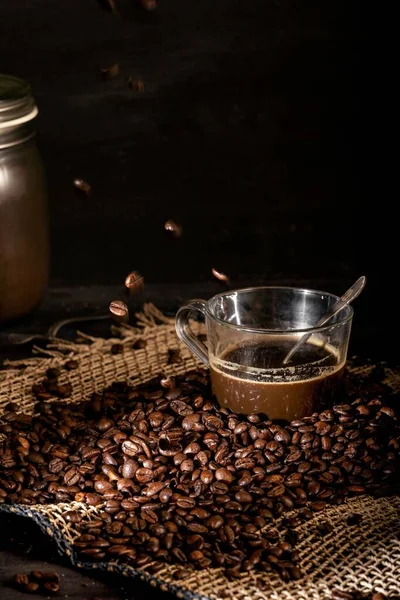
[282,276,367,365]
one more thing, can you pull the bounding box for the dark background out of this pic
[1,0,367,285]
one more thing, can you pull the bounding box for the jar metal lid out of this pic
[0,74,38,129]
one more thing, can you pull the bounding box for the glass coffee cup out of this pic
[175,286,353,422]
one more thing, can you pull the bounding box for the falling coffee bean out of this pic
[165,219,183,238]
[73,178,91,195]
[128,78,145,93]
[212,268,229,282]
[139,0,157,10]
[109,300,129,324]
[101,63,120,80]
[101,0,117,14]
[124,271,144,295]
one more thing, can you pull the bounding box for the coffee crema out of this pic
[210,337,344,421]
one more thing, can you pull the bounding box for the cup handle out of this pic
[175,299,209,367]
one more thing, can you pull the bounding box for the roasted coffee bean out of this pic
[122,440,141,457]
[310,501,327,512]
[347,513,362,526]
[347,485,365,494]
[307,480,321,496]
[274,428,291,445]
[173,567,193,580]
[286,448,302,463]
[203,415,223,430]
[104,498,121,513]
[65,510,82,524]
[13,573,29,586]
[188,508,207,521]
[184,442,202,456]
[64,466,80,486]
[267,485,286,498]
[146,537,160,553]
[135,467,153,484]
[235,490,253,504]
[205,515,224,529]
[64,359,78,371]
[141,507,158,523]
[25,582,40,593]
[46,367,61,379]
[235,457,256,470]
[176,496,196,509]
[171,547,187,562]
[164,348,181,365]
[290,566,302,580]
[94,479,112,494]
[56,383,73,398]
[85,493,103,506]
[30,571,59,583]
[180,459,194,472]
[117,477,136,492]
[215,467,234,483]
[316,520,333,536]
[210,481,229,495]
[48,458,65,473]
[297,461,311,473]
[298,508,314,521]
[320,409,334,422]
[321,435,332,451]
[43,581,60,593]
[187,522,208,534]
[280,495,294,509]
[200,469,213,484]
[158,487,172,504]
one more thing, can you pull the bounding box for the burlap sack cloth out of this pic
[1,305,399,600]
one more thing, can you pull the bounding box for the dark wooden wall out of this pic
[0,1,384,297]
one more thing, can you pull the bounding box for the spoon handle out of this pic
[283,276,366,365]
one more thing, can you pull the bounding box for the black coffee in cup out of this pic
[210,336,344,421]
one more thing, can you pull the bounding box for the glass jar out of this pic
[0,74,49,323]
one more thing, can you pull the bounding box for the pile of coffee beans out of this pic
[12,571,60,595]
[1,366,399,583]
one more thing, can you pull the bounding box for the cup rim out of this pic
[205,285,354,335]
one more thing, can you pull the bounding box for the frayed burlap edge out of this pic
[1,304,400,600]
